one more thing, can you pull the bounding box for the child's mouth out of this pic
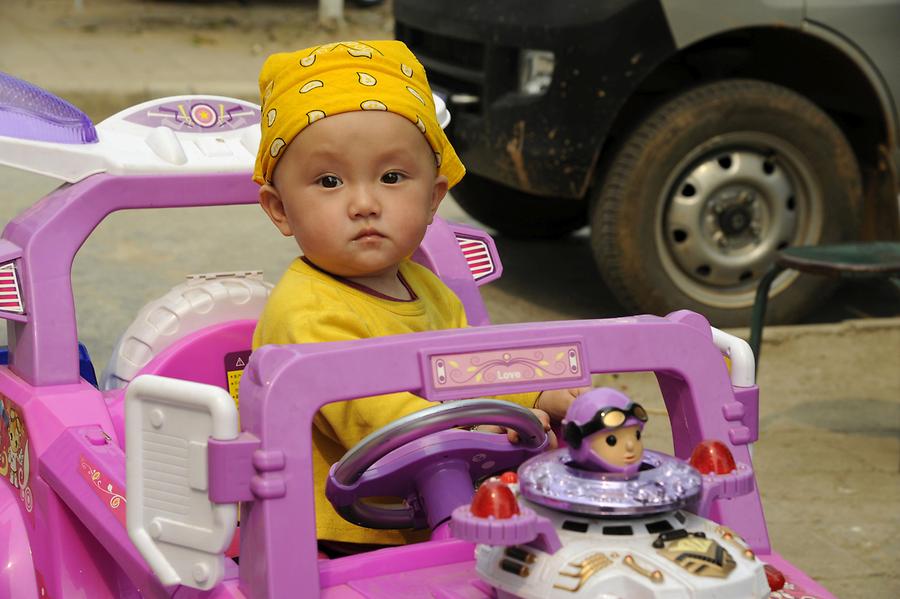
[354,228,385,242]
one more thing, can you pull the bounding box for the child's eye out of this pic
[605,435,617,447]
[635,429,641,440]
[318,175,342,188]
[381,172,404,184]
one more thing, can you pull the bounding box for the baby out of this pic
[251,40,584,550]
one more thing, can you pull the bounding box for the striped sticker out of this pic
[456,235,495,281]
[0,263,24,314]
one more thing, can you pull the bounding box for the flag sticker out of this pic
[0,263,24,314]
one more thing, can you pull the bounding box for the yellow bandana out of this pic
[253,40,465,188]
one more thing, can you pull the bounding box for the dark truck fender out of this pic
[396,0,678,199]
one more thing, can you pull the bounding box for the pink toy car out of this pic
[0,71,833,598]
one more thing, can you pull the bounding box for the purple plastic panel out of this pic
[40,426,173,599]
[414,217,493,327]
[236,313,771,598]
[2,172,258,386]
[208,433,261,503]
[695,461,756,516]
[0,71,97,143]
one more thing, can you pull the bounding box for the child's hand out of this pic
[470,408,558,449]
[535,386,591,423]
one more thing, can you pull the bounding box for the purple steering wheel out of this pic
[325,399,549,531]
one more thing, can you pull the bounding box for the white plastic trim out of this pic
[711,327,756,387]
[125,374,240,590]
[0,95,261,182]
[0,93,449,182]
[100,274,272,390]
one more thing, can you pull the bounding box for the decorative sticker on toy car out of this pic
[455,234,496,281]
[0,394,33,513]
[431,344,584,391]
[124,99,260,131]
[79,455,127,528]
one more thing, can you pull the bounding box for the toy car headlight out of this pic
[518,49,555,95]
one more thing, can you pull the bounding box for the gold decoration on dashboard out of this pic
[553,552,613,592]
[623,554,664,583]
[657,535,736,578]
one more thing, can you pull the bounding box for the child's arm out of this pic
[477,387,589,448]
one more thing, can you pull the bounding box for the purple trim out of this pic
[731,386,759,444]
[450,504,562,554]
[695,461,756,517]
[0,239,22,263]
[414,217,493,326]
[208,433,262,503]
[301,257,418,302]
[2,172,258,386]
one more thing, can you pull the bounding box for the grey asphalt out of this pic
[1,2,899,597]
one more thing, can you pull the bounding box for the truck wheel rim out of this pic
[656,131,824,309]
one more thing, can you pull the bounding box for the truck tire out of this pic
[453,173,587,239]
[592,79,861,327]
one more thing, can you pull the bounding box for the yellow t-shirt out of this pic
[252,257,538,544]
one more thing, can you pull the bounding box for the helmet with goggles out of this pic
[563,387,648,475]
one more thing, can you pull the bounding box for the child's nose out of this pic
[349,186,381,218]
[625,438,635,451]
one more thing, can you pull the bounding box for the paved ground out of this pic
[2,2,899,598]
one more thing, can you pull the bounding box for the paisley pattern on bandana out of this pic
[253,40,464,187]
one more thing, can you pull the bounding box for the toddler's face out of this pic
[261,111,448,280]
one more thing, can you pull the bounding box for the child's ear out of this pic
[427,175,450,224]
[259,184,293,237]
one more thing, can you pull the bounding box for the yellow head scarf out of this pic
[253,40,465,188]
